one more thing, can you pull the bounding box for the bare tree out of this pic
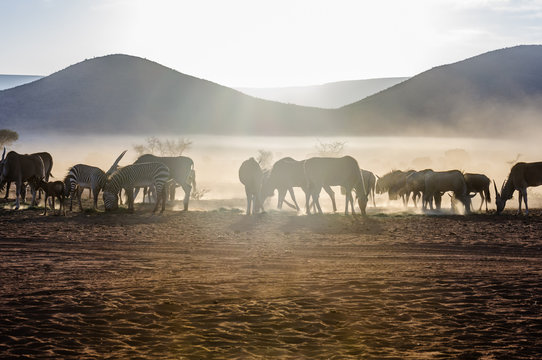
[133,137,192,156]
[314,139,345,157]
[0,129,19,148]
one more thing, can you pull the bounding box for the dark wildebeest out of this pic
[262,157,336,212]
[29,177,65,216]
[424,170,472,214]
[304,156,368,216]
[133,154,195,211]
[0,148,45,209]
[494,162,542,215]
[376,170,416,206]
[463,173,491,212]
[239,157,264,215]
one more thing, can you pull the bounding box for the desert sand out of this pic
[1,198,541,359]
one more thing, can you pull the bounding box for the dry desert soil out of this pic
[1,199,541,359]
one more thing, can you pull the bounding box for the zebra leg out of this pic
[92,187,100,210]
[78,187,84,211]
[126,187,135,212]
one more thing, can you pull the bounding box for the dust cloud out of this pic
[8,133,542,212]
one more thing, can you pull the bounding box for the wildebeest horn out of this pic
[106,150,127,175]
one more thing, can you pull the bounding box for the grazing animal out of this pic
[29,177,65,215]
[0,148,45,209]
[3,151,53,201]
[239,157,264,215]
[303,156,368,216]
[361,169,376,207]
[464,173,491,212]
[405,169,434,208]
[262,157,336,212]
[424,170,472,214]
[64,151,126,211]
[376,170,415,206]
[133,154,195,211]
[494,162,542,215]
[103,162,170,213]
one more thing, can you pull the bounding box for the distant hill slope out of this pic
[0,55,332,135]
[339,45,542,136]
[236,78,409,109]
[2,46,542,137]
[0,75,42,91]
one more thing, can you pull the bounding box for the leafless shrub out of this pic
[133,137,192,156]
[314,140,345,157]
[0,129,18,148]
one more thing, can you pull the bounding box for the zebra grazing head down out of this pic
[103,162,170,213]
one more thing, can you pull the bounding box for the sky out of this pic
[1,0,542,87]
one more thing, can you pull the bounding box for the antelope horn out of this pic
[106,150,127,175]
[1,147,5,162]
[493,180,500,197]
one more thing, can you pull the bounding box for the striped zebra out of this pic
[103,162,170,213]
[63,164,108,211]
[63,151,126,211]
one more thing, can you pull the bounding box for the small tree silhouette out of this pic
[314,140,345,157]
[0,129,19,148]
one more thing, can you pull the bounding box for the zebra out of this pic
[64,164,108,211]
[132,154,195,211]
[63,150,126,211]
[103,162,170,213]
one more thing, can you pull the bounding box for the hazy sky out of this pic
[1,0,541,87]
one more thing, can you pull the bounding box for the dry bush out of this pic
[133,137,192,156]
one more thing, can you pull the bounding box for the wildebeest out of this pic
[463,173,491,212]
[0,148,45,209]
[303,156,368,216]
[133,154,195,211]
[239,157,264,215]
[494,162,542,215]
[376,170,415,206]
[29,177,65,216]
[424,170,472,214]
[262,157,336,212]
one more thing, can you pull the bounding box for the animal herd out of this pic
[1,146,542,217]
[239,155,542,217]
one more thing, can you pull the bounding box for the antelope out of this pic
[262,157,336,212]
[464,173,491,212]
[405,169,434,208]
[28,177,65,216]
[0,148,45,209]
[376,170,415,206]
[239,157,264,215]
[303,156,368,216]
[3,151,53,201]
[361,169,376,207]
[424,170,472,214]
[494,162,542,215]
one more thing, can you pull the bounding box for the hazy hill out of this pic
[0,75,42,91]
[339,45,542,136]
[2,46,542,137]
[0,55,332,135]
[236,78,409,109]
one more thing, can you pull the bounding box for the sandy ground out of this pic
[1,197,542,359]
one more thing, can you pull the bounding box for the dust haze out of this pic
[9,132,542,212]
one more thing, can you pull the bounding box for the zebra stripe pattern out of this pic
[63,164,108,210]
[103,162,170,213]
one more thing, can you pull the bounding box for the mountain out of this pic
[0,54,333,135]
[235,78,409,109]
[339,45,542,136]
[2,46,542,137]
[0,75,42,91]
